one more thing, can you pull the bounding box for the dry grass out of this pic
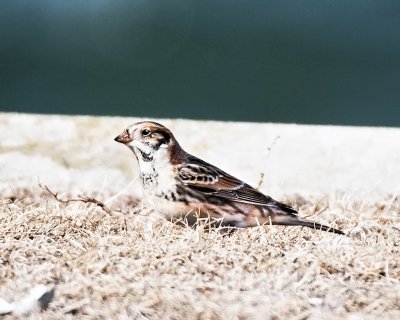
[1,187,399,319]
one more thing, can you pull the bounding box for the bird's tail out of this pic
[271,215,344,235]
[296,218,344,235]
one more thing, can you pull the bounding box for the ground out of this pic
[0,187,399,319]
[0,113,399,319]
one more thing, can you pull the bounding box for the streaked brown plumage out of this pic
[115,121,344,235]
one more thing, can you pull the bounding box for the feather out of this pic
[178,155,295,210]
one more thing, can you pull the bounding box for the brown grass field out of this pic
[1,114,399,319]
[1,187,399,319]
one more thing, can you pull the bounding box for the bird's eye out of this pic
[141,129,151,136]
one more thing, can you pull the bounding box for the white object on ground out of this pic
[0,285,55,316]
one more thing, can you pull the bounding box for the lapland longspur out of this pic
[115,121,343,234]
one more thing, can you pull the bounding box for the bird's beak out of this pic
[114,131,133,144]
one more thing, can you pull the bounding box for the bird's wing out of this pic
[177,158,297,213]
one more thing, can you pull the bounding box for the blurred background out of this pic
[1,0,399,126]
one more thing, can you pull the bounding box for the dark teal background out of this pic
[1,1,399,126]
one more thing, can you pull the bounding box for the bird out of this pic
[114,121,344,235]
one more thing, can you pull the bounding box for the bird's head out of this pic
[114,121,182,165]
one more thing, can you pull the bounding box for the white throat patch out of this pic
[133,142,170,173]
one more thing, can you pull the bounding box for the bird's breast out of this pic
[138,164,203,220]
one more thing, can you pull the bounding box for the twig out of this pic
[256,173,265,191]
[39,184,113,215]
[266,135,281,156]
[256,135,281,191]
